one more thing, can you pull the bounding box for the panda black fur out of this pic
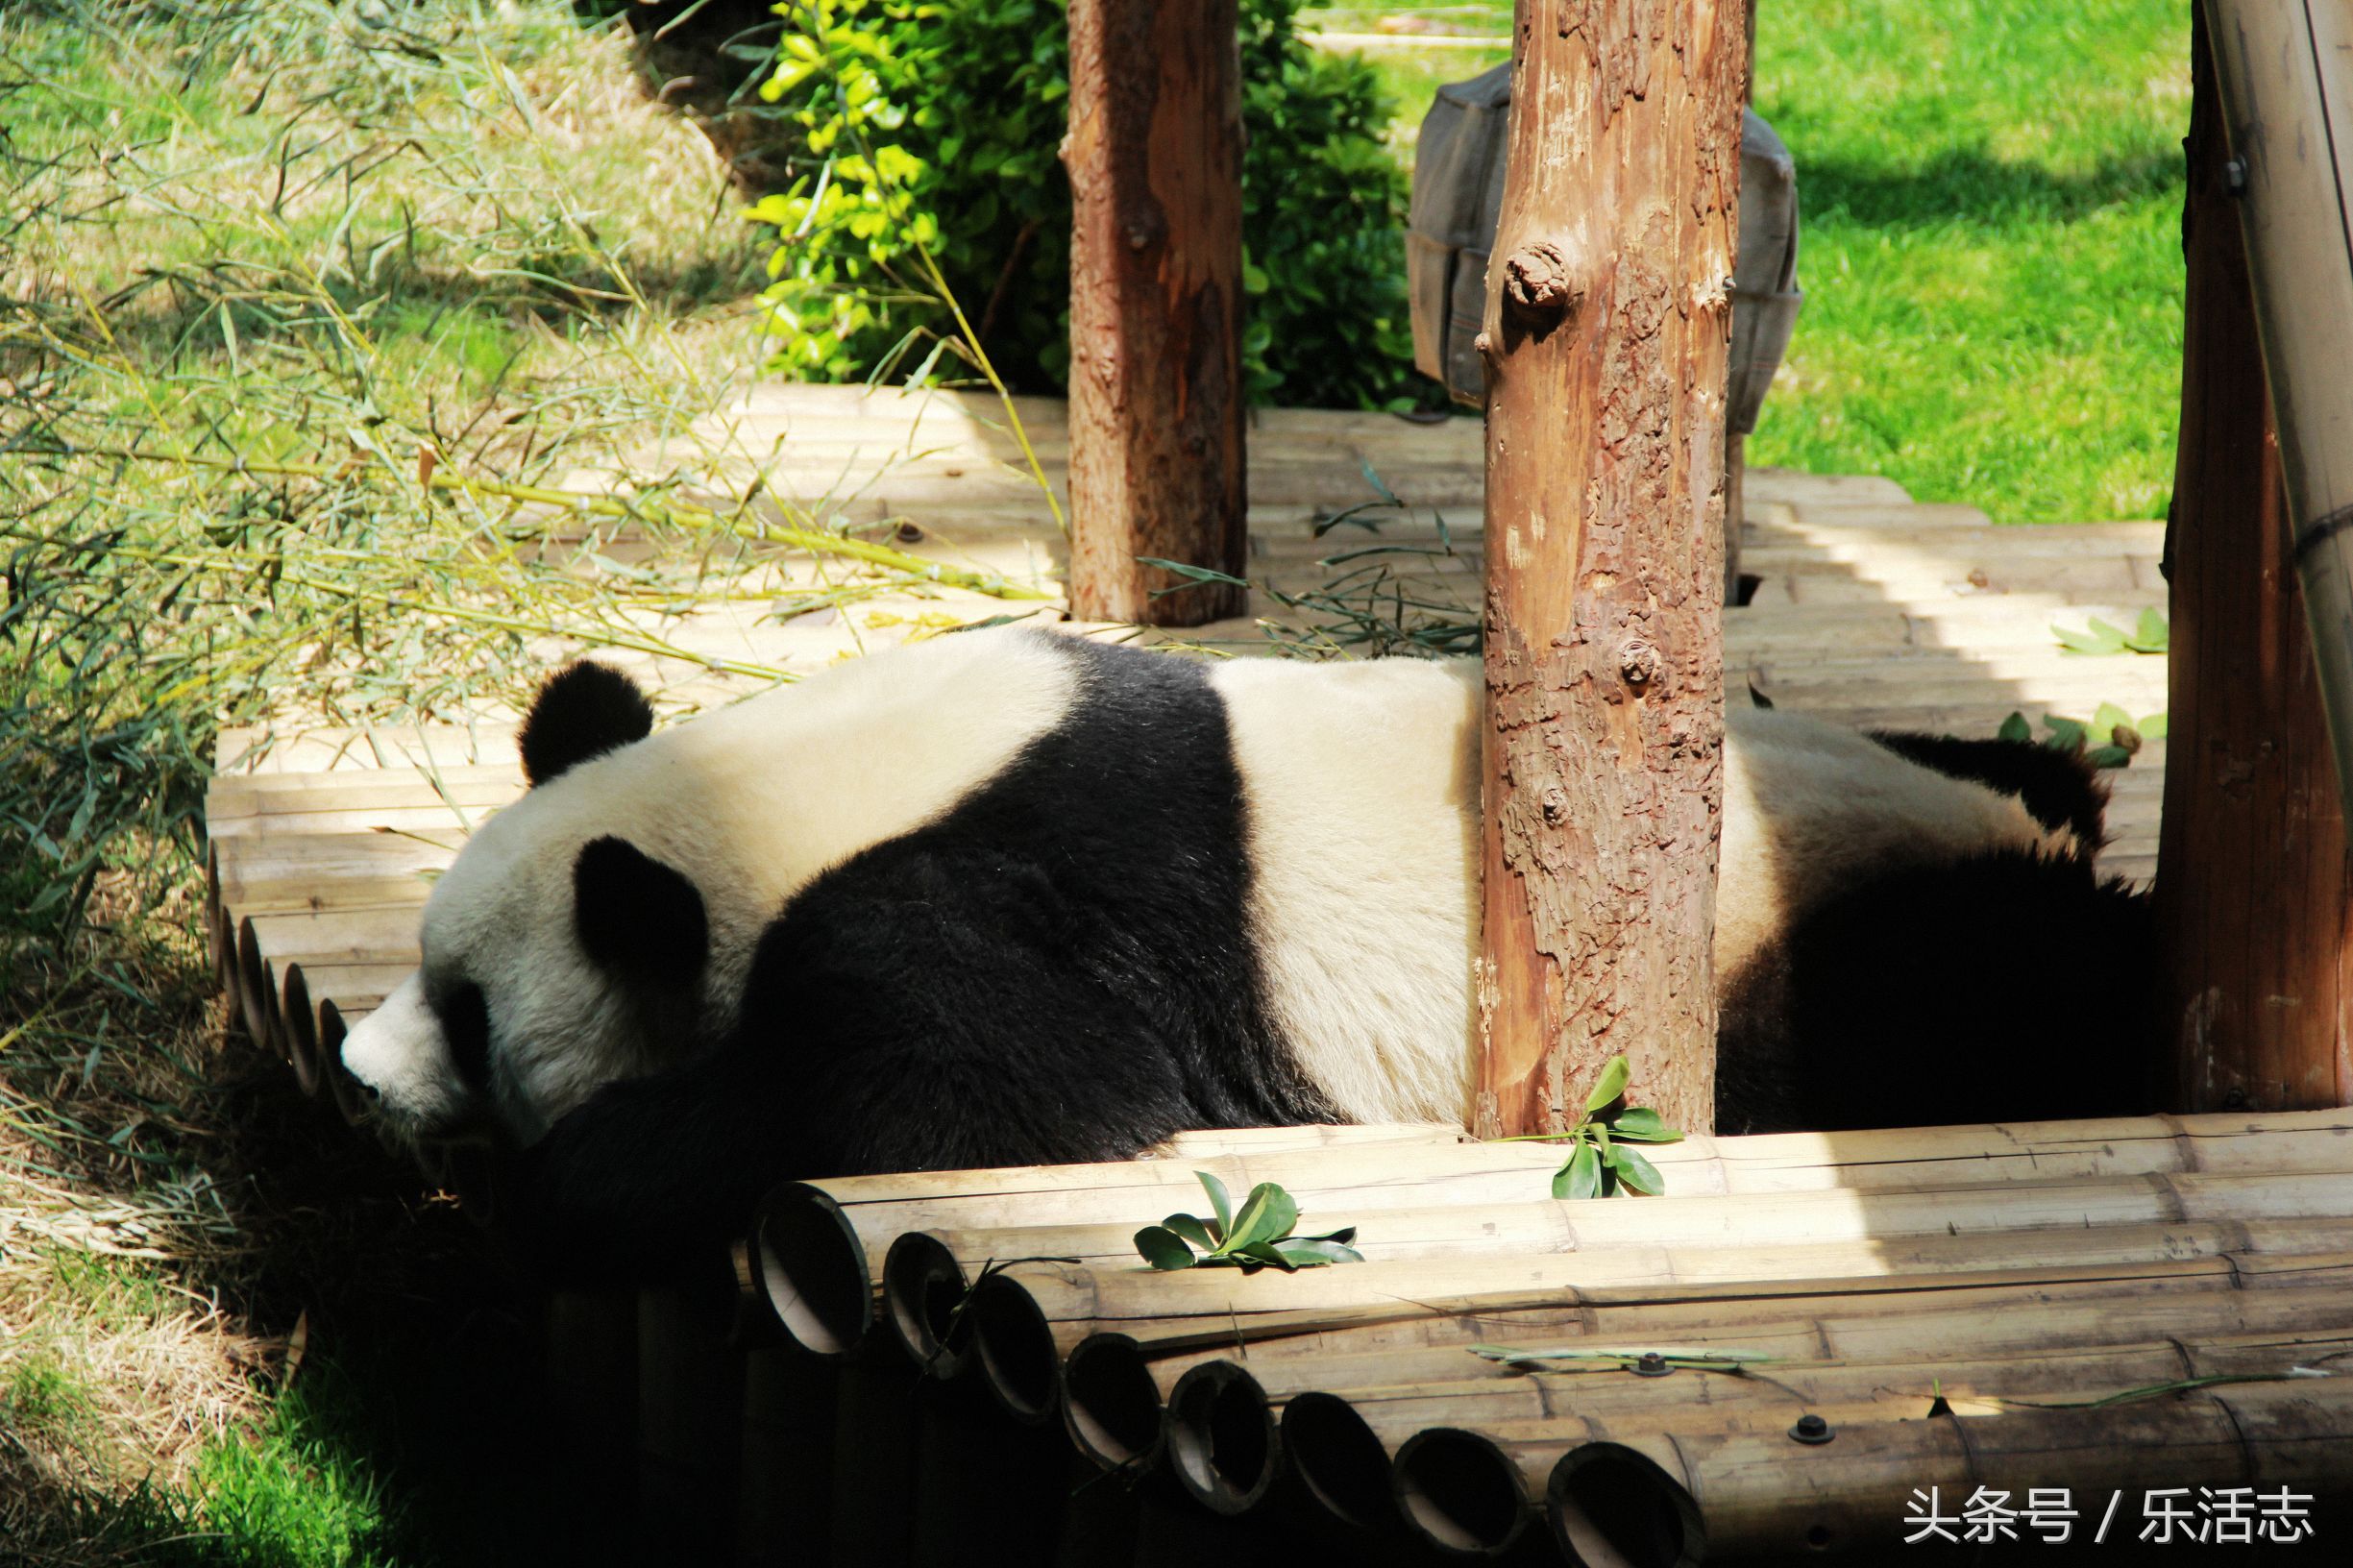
[338,629,2154,1283]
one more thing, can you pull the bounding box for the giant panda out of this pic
[338,627,2152,1280]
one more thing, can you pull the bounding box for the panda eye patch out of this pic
[434,982,493,1092]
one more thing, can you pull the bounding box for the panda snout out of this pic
[338,971,472,1134]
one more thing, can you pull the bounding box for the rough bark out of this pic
[1475,1,1743,1139]
[1063,0,1248,625]
[2157,6,2353,1113]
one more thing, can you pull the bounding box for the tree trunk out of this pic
[2156,5,2353,1113]
[1475,2,1743,1139]
[1063,0,1248,626]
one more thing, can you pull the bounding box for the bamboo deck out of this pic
[201,385,2235,1562]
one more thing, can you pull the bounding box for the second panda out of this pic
[338,628,2153,1278]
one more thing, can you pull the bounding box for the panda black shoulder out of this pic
[1865,729,2112,851]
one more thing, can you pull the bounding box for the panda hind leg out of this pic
[1777,849,2158,1132]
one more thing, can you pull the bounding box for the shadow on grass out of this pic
[0,992,607,1568]
[1801,146,2181,228]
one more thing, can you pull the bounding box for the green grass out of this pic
[1309,0,2190,522]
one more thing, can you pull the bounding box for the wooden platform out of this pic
[205,383,2169,1081]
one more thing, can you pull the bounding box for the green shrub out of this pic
[752,0,1431,409]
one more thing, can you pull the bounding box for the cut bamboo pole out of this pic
[542,1288,638,1547]
[1393,1427,1531,1558]
[1249,1273,2353,1421]
[827,1346,922,1568]
[893,1166,2353,1287]
[1546,1380,2353,1560]
[232,917,282,1061]
[276,962,324,1097]
[909,1371,1075,1568]
[1259,1328,2353,1545]
[764,1110,2353,1358]
[1071,1262,2353,1477]
[634,1286,746,1562]
[1165,1360,1281,1517]
[204,843,233,992]
[734,1344,836,1568]
[969,1217,2353,1417]
[315,1001,376,1128]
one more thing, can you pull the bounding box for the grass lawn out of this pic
[1308,0,2191,522]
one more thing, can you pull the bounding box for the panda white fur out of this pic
[340,628,2150,1278]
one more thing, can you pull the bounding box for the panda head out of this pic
[341,661,720,1146]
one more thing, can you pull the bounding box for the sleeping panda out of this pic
[338,628,2152,1279]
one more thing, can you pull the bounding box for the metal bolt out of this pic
[2224,157,2248,194]
[1631,1352,1672,1378]
[1789,1413,1834,1445]
[1618,639,1664,691]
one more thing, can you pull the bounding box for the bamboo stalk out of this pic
[735,1345,836,1568]
[750,1183,874,1360]
[276,962,324,1097]
[969,1218,2353,1411]
[1165,1360,1281,1517]
[1249,1327,2353,1549]
[1393,1428,1531,1558]
[542,1288,639,1548]
[827,1346,923,1568]
[634,1286,746,1562]
[881,1230,971,1377]
[204,843,233,992]
[772,1112,2353,1365]
[909,1372,1076,1568]
[1268,1278,2353,1419]
[893,1166,2353,1290]
[315,1001,376,1128]
[1078,1262,2353,1486]
[232,916,282,1061]
[1545,1380,2353,1559]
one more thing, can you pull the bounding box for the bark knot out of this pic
[1502,242,1581,329]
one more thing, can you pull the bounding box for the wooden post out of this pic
[1063,0,1248,626]
[1474,2,1744,1139]
[2156,6,2353,1113]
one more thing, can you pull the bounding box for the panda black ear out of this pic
[521,662,654,786]
[575,837,707,990]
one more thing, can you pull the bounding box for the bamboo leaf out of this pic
[1997,711,2032,743]
[1273,1239,1363,1267]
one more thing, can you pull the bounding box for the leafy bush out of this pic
[752,0,1430,409]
